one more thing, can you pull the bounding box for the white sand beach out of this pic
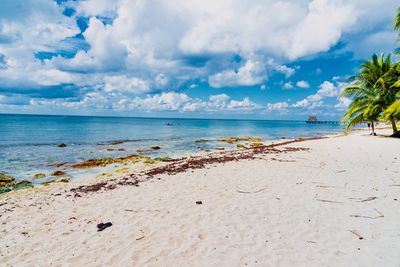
[1,129,400,266]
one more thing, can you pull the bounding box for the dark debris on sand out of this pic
[70,137,321,196]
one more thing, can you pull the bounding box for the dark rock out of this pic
[33,173,46,179]
[110,140,124,145]
[196,201,203,205]
[71,155,149,169]
[0,180,33,194]
[51,170,65,176]
[97,222,112,232]
[151,146,161,150]
[0,172,14,183]
[56,177,70,183]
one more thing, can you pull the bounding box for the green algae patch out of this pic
[194,137,264,144]
[71,154,150,169]
[144,159,158,165]
[0,172,15,183]
[0,180,33,194]
[137,146,162,153]
[236,144,247,149]
[154,157,173,162]
[0,173,31,194]
[41,176,70,186]
[115,168,129,173]
[217,137,264,144]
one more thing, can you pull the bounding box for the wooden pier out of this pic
[305,116,339,124]
[305,120,339,124]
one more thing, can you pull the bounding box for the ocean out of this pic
[0,114,344,182]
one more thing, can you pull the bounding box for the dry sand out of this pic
[1,129,400,266]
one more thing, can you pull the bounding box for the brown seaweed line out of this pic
[70,137,322,195]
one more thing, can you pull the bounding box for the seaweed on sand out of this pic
[70,137,322,196]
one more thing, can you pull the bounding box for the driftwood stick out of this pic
[316,199,343,204]
[349,230,364,240]
[350,208,384,219]
[237,188,267,194]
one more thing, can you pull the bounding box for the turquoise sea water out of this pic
[0,114,344,182]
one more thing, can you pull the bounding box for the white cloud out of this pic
[288,0,356,60]
[29,91,261,113]
[283,82,294,90]
[0,0,397,115]
[317,81,339,97]
[208,59,266,88]
[104,75,150,93]
[275,64,296,78]
[209,94,230,104]
[335,97,352,109]
[296,80,310,89]
[293,81,338,108]
[267,101,289,111]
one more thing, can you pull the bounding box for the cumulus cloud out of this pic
[293,81,338,108]
[0,0,397,115]
[267,101,289,111]
[283,82,294,90]
[288,0,356,59]
[208,59,266,88]
[103,75,150,93]
[29,91,262,114]
[335,97,352,109]
[296,80,310,89]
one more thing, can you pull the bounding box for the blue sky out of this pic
[0,0,399,120]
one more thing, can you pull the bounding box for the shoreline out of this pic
[0,114,347,184]
[1,128,399,266]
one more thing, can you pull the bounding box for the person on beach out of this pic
[369,122,376,136]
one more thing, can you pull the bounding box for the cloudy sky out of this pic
[0,0,398,119]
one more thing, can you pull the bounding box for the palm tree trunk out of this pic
[391,120,399,136]
[371,121,375,135]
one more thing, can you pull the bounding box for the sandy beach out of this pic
[1,129,400,266]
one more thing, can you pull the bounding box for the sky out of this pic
[0,0,399,120]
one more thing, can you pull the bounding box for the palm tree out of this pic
[341,54,393,134]
[395,7,400,54]
[395,7,400,33]
[383,94,400,129]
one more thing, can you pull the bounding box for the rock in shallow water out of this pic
[51,170,66,176]
[33,173,46,179]
[71,154,150,168]
[0,179,33,194]
[0,172,15,182]
[41,176,70,186]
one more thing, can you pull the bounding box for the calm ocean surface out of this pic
[0,114,344,181]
